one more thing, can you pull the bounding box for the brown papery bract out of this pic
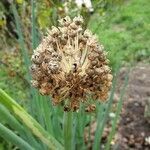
[30,16,113,112]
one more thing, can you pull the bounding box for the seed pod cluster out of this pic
[30,16,113,112]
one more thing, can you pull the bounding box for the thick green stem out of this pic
[0,123,34,150]
[63,112,73,150]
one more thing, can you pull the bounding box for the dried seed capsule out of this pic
[102,65,110,73]
[31,52,43,64]
[30,64,39,72]
[86,69,95,76]
[91,60,98,66]
[69,22,78,30]
[95,68,104,75]
[31,80,39,88]
[59,27,68,34]
[46,46,54,53]
[107,74,113,81]
[59,16,71,26]
[47,60,60,74]
[50,26,60,36]
[88,52,99,60]
[90,104,96,111]
[60,38,67,45]
[73,16,83,25]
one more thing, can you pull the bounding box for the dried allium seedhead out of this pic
[30,16,113,112]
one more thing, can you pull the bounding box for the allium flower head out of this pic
[30,16,113,112]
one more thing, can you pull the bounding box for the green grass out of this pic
[89,0,150,68]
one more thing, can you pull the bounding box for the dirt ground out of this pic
[115,63,150,150]
[85,63,150,149]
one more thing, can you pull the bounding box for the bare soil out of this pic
[115,63,150,149]
[85,63,150,149]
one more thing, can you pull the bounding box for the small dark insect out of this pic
[73,63,77,73]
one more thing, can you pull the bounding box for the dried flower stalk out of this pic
[30,16,113,112]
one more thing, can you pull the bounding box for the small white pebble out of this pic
[109,112,116,118]
[145,136,150,145]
